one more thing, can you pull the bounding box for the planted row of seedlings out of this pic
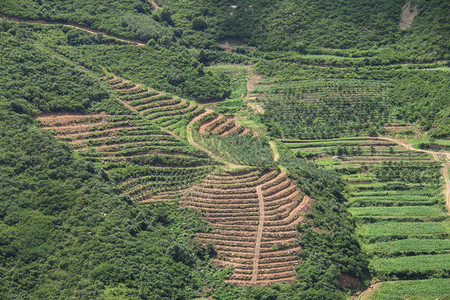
[269,79,388,103]
[284,138,450,295]
[193,110,252,137]
[105,76,250,137]
[37,112,215,202]
[181,167,312,285]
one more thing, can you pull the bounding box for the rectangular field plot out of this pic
[351,182,438,191]
[364,238,450,255]
[371,253,450,275]
[359,222,449,238]
[350,194,440,207]
[343,173,377,181]
[351,195,437,201]
[367,278,450,300]
[349,206,443,217]
[351,189,440,197]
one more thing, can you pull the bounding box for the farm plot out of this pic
[283,137,449,286]
[363,238,450,256]
[263,79,389,139]
[366,278,450,300]
[371,253,450,278]
[37,112,215,202]
[181,167,312,285]
[106,76,249,138]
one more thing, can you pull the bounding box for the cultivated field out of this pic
[181,167,312,284]
[35,75,311,286]
[105,76,251,139]
[37,112,215,202]
[283,137,450,294]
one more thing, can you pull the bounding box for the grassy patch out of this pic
[350,206,443,217]
[359,222,449,238]
[364,239,450,255]
[369,278,450,300]
[371,253,450,275]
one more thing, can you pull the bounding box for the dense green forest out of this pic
[2,0,449,60]
[0,0,449,299]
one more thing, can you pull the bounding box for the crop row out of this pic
[179,168,312,284]
[37,112,215,202]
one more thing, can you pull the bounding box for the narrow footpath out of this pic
[251,185,265,284]
[1,15,147,46]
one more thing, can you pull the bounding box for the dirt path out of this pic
[357,282,381,300]
[149,0,160,10]
[375,136,450,212]
[187,110,245,169]
[245,66,262,99]
[375,137,450,160]
[269,141,280,162]
[251,185,265,284]
[1,15,146,46]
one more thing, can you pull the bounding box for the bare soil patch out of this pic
[399,1,418,29]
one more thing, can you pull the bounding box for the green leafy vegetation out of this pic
[257,60,449,139]
[194,132,275,167]
[1,0,449,298]
[363,239,450,256]
[287,137,449,297]
[0,36,216,299]
[369,278,450,300]
[166,0,449,59]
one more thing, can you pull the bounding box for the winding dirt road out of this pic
[375,136,450,212]
[357,282,381,300]
[1,15,147,46]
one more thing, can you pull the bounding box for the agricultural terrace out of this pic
[362,278,450,300]
[106,76,251,139]
[182,167,312,284]
[282,137,450,294]
[260,76,389,139]
[37,112,215,202]
[36,83,311,286]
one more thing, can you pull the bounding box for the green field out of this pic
[285,136,449,294]
[351,195,436,201]
[364,239,450,255]
[351,189,439,196]
[359,222,449,237]
[349,206,443,217]
[371,253,450,275]
[367,278,450,300]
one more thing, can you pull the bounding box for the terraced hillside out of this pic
[283,137,450,297]
[106,76,250,138]
[261,78,389,139]
[36,86,312,286]
[37,112,215,202]
[181,167,312,284]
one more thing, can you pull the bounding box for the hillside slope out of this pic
[0,25,367,299]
